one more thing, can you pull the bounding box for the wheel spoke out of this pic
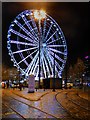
[30,55,38,74]
[47,38,61,45]
[32,58,39,74]
[36,66,39,79]
[38,20,43,40]
[46,52,53,76]
[10,40,37,46]
[49,51,65,63]
[25,51,39,74]
[48,50,62,71]
[13,46,38,54]
[48,47,67,55]
[48,44,66,48]
[10,29,37,45]
[42,56,47,78]
[42,18,47,42]
[21,15,38,41]
[17,49,38,65]
[14,19,37,42]
[30,16,39,40]
[47,52,59,76]
[43,54,50,77]
[46,30,58,43]
[44,23,52,41]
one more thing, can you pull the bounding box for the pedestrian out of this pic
[19,83,22,91]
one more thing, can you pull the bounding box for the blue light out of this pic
[11,24,14,26]
[56,28,59,31]
[26,13,29,16]
[88,83,90,87]
[7,41,9,43]
[14,19,17,23]
[21,15,25,18]
[43,43,46,47]
[47,18,50,21]
[59,32,61,35]
[50,21,53,24]
[54,24,56,27]
[7,9,67,79]
[7,34,11,38]
[11,58,13,61]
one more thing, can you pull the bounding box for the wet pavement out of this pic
[1,88,89,119]
[56,89,90,120]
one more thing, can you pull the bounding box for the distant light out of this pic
[82,74,85,77]
[88,83,90,87]
[20,80,24,83]
[85,56,89,59]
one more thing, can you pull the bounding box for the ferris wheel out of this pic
[7,10,67,80]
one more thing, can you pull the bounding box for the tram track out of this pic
[2,102,27,120]
[55,90,90,120]
[2,92,58,119]
[66,91,90,111]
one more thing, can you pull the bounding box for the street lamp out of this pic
[34,10,46,88]
[53,52,55,92]
[34,10,46,20]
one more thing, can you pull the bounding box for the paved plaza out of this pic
[1,87,90,119]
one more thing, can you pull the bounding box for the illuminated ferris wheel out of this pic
[7,10,67,80]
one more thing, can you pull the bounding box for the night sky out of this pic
[2,2,89,68]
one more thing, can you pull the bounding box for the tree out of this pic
[68,65,74,82]
[73,58,85,81]
[2,64,9,81]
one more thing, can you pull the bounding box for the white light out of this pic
[62,80,65,84]
[47,18,49,21]
[22,15,25,17]
[54,24,56,27]
[34,10,46,20]
[9,29,12,32]
[50,21,53,24]
[30,13,33,15]
[59,32,61,35]
[11,59,13,61]
[14,63,16,66]
[7,34,10,38]
[20,80,24,83]
[7,46,10,49]
[26,73,28,77]
[43,43,46,47]
[14,20,17,23]
[11,24,14,26]
[8,53,11,55]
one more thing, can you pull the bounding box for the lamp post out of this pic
[53,52,55,92]
[34,10,46,88]
[65,60,67,89]
[18,69,21,90]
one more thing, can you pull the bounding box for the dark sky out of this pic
[2,2,89,68]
